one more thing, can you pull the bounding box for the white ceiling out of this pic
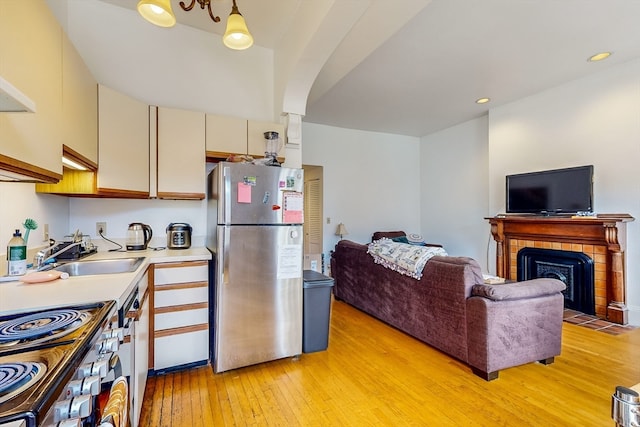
[101,0,640,137]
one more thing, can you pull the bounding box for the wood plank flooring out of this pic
[139,299,640,426]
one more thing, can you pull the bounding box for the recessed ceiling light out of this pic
[588,52,612,62]
[476,97,490,104]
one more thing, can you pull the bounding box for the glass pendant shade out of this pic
[223,12,253,50]
[137,0,176,28]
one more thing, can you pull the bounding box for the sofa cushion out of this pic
[471,278,566,301]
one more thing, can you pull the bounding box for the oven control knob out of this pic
[77,358,110,379]
[53,394,92,422]
[101,327,124,342]
[65,375,101,397]
[95,336,120,353]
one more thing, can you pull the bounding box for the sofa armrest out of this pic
[471,278,566,301]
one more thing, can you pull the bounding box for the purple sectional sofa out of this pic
[330,232,566,380]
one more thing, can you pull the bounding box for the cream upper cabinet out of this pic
[97,85,150,197]
[156,107,205,199]
[0,0,63,181]
[205,114,285,160]
[205,114,247,156]
[247,120,285,158]
[62,34,98,165]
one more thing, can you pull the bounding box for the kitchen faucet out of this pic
[33,241,84,270]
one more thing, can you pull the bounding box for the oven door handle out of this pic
[125,287,149,323]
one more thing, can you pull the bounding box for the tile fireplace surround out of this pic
[486,214,634,325]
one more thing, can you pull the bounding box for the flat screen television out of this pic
[506,165,594,215]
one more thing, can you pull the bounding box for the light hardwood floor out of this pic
[139,299,640,426]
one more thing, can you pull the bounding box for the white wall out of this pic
[488,59,640,325]
[420,116,490,265]
[67,163,217,249]
[68,198,207,250]
[0,183,69,254]
[301,122,422,259]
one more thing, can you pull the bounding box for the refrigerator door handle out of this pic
[223,166,231,224]
[222,226,230,284]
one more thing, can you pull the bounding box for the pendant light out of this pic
[137,0,176,28]
[223,0,253,50]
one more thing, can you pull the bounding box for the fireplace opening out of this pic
[517,247,595,315]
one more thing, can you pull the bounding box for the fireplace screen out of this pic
[517,248,595,314]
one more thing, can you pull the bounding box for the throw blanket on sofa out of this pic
[367,238,448,279]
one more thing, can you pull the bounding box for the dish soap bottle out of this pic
[7,229,27,276]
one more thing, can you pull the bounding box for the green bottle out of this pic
[7,229,27,276]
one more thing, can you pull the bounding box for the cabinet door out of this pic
[152,261,209,371]
[0,0,63,179]
[156,107,205,199]
[247,120,285,157]
[133,288,149,427]
[97,85,149,196]
[205,114,247,156]
[62,35,98,165]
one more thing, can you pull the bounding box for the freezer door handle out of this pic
[223,166,231,224]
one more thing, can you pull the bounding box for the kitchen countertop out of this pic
[0,246,211,315]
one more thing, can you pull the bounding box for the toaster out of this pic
[166,223,192,249]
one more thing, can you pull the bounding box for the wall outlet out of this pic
[43,224,49,242]
[96,222,107,236]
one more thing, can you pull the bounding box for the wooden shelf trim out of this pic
[154,281,208,291]
[154,260,208,269]
[154,323,208,338]
[154,301,208,315]
[0,153,62,183]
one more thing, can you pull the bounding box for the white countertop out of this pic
[0,246,211,315]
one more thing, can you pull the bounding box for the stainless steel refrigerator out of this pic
[207,162,304,373]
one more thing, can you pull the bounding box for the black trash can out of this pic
[302,270,335,353]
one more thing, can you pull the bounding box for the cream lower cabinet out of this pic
[151,261,209,371]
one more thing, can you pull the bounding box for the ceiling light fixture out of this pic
[476,97,490,104]
[137,0,253,50]
[222,0,253,50]
[137,0,176,28]
[588,52,612,62]
[179,0,221,23]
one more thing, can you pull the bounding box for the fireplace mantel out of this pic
[486,214,634,324]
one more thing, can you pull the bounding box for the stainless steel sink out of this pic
[52,257,144,276]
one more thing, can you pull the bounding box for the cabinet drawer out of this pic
[154,329,208,370]
[154,286,207,308]
[154,262,208,285]
[155,308,208,331]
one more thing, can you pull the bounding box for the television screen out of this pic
[506,165,593,214]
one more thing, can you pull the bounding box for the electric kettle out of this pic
[126,223,152,251]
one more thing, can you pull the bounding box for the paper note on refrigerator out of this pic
[238,182,251,203]
[278,244,303,279]
[283,191,303,223]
